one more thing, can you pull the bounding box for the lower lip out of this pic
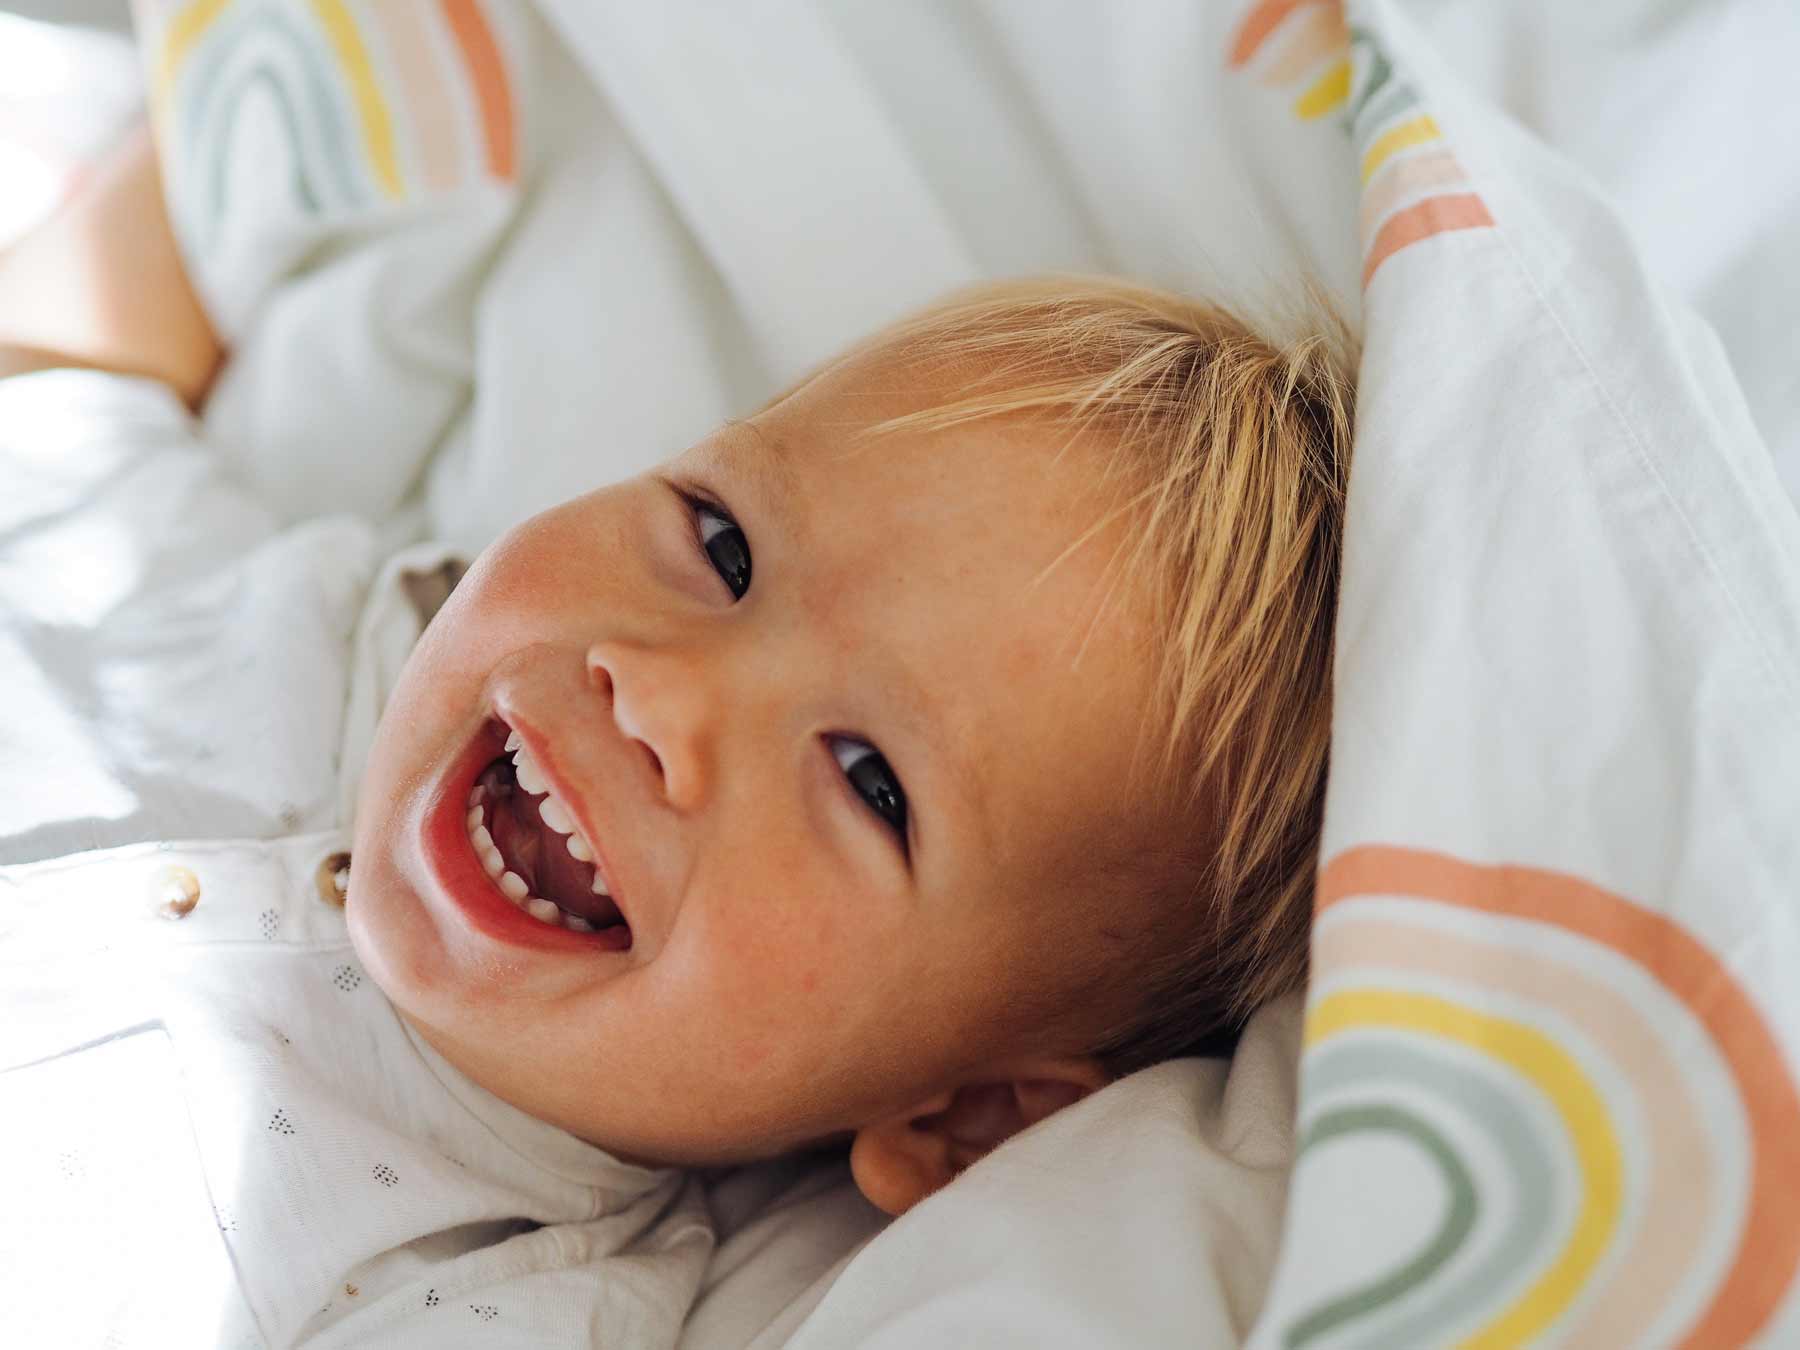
[418,721,633,955]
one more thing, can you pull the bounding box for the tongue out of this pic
[485,779,623,927]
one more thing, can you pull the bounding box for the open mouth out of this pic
[463,723,632,945]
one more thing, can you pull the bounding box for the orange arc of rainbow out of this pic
[440,0,515,181]
[1257,3,1347,87]
[1361,192,1492,287]
[1358,144,1465,246]
[1227,0,1334,70]
[1317,845,1800,1347]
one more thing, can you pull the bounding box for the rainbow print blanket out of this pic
[146,0,515,238]
[1230,1,1800,1346]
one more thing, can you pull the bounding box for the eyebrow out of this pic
[719,418,802,540]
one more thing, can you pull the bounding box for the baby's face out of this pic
[348,349,1172,1168]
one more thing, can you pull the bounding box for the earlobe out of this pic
[849,1088,956,1218]
[848,1058,1112,1217]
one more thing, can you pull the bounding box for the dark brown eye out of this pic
[831,736,908,845]
[696,502,751,600]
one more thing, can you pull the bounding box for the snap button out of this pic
[316,851,352,908]
[147,864,201,919]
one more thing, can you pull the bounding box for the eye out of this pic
[830,736,909,848]
[693,499,752,600]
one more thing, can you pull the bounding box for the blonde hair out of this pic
[795,273,1356,1075]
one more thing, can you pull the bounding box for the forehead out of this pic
[693,352,1165,877]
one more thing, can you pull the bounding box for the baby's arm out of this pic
[0,120,223,410]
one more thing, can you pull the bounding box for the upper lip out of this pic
[491,702,632,936]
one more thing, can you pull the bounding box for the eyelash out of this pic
[679,487,751,601]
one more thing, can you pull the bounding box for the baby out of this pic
[1,125,1351,1346]
[350,281,1354,1209]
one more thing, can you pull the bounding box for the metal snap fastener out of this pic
[148,864,201,919]
[316,851,352,908]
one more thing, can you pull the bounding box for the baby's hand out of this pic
[0,120,222,409]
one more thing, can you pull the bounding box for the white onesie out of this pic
[0,828,713,1349]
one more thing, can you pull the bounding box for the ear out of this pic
[848,1056,1112,1217]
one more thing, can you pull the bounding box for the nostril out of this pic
[586,655,614,699]
[588,649,665,784]
[587,642,694,806]
[637,740,665,787]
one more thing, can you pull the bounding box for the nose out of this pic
[585,641,710,811]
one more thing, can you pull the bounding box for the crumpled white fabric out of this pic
[0,370,375,862]
[745,996,1303,1350]
[0,828,712,1349]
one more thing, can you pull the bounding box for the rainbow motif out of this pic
[1227,0,1493,287]
[141,0,515,245]
[1292,847,1800,1347]
[1227,6,1800,1342]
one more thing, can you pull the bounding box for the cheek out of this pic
[669,858,870,1069]
[703,884,843,1006]
[365,517,603,766]
[438,494,632,647]
[783,909,838,996]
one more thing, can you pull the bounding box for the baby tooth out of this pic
[505,729,522,753]
[590,869,611,896]
[564,913,594,932]
[467,785,485,808]
[480,846,505,879]
[526,897,560,923]
[499,871,529,901]
[466,806,484,830]
[513,749,546,795]
[566,833,593,862]
[538,796,574,834]
[470,824,495,855]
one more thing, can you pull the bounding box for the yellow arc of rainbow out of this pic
[307,0,403,198]
[155,0,233,113]
[1307,988,1624,1348]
